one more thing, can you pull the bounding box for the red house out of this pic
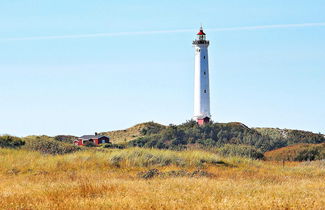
[74,133,110,146]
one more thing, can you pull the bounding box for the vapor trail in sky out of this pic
[1,22,325,41]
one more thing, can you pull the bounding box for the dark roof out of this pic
[197,29,206,35]
[79,135,109,140]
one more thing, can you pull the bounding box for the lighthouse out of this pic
[193,26,211,125]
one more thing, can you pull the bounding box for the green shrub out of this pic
[137,169,214,179]
[0,135,25,148]
[102,143,125,149]
[23,136,81,155]
[217,144,264,159]
[83,141,97,147]
[265,143,325,161]
[54,135,77,144]
[294,146,325,161]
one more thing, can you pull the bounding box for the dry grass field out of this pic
[1,148,325,209]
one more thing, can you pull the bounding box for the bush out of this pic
[0,135,25,148]
[102,143,125,149]
[265,143,325,161]
[83,141,97,147]
[295,147,324,161]
[23,136,81,155]
[140,122,165,135]
[217,144,264,159]
[137,169,214,179]
[54,135,77,144]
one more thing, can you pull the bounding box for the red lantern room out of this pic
[197,27,206,41]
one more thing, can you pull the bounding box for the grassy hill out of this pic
[100,121,165,144]
[254,127,325,144]
[265,143,325,161]
[96,121,325,153]
[121,121,324,152]
[2,121,324,156]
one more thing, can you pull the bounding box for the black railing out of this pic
[192,40,210,45]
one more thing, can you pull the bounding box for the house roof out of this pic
[197,30,206,35]
[79,135,109,140]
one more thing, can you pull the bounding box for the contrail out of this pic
[209,22,325,32]
[1,22,325,41]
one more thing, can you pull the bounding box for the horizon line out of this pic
[1,22,325,41]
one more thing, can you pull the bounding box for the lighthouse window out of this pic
[204,56,205,59]
[204,72,206,75]
[204,90,207,93]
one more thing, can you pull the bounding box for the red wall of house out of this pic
[74,139,83,146]
[197,117,210,125]
[74,137,109,146]
[197,119,204,125]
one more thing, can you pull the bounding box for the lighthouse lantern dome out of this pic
[196,27,206,41]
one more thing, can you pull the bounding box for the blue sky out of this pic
[0,0,325,136]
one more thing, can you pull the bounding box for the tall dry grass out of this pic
[0,148,325,209]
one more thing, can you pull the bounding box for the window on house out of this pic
[203,56,205,59]
[204,72,206,75]
[204,90,207,93]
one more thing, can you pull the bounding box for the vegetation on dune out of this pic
[107,148,225,167]
[101,142,126,149]
[217,144,264,159]
[2,121,323,163]
[23,135,81,155]
[126,121,325,152]
[4,121,319,157]
[0,135,25,148]
[0,148,325,209]
[255,127,325,145]
[54,135,78,144]
[100,121,165,144]
[137,168,214,179]
[0,148,225,175]
[265,143,325,161]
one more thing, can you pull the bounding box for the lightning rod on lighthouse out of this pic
[193,26,211,125]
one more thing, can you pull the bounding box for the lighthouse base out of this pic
[197,117,210,125]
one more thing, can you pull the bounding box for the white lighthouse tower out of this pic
[193,26,211,125]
